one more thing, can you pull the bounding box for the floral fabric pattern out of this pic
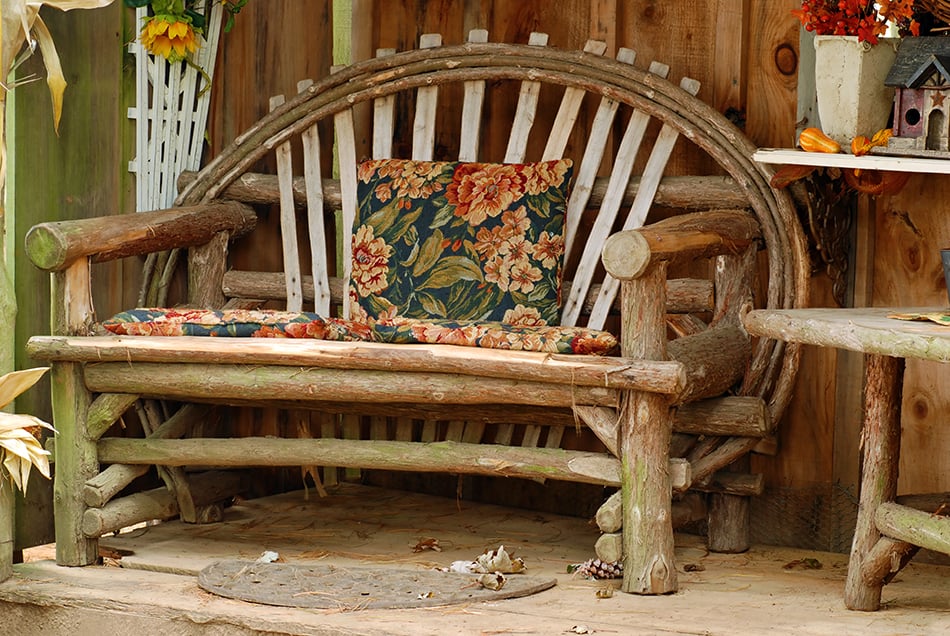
[371,317,618,355]
[350,159,573,326]
[102,308,373,341]
[101,308,618,355]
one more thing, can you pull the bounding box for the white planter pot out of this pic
[814,35,899,146]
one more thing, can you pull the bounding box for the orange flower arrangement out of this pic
[793,0,921,44]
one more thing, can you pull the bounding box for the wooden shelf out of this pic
[753,148,950,175]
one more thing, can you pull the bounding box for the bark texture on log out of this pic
[707,493,750,553]
[82,362,619,409]
[178,170,750,213]
[25,202,255,271]
[87,393,140,440]
[189,231,230,307]
[95,437,689,490]
[874,502,950,556]
[844,354,904,612]
[29,336,685,396]
[83,464,150,509]
[618,266,678,595]
[220,269,715,316]
[860,536,919,587]
[667,325,751,404]
[601,210,760,282]
[82,471,246,538]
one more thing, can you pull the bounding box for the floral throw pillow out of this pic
[349,158,573,326]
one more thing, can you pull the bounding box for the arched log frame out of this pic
[26,37,811,595]
[177,43,809,421]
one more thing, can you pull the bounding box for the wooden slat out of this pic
[563,47,637,265]
[518,44,603,448]
[420,421,438,442]
[504,32,549,163]
[318,411,339,487]
[562,60,671,327]
[541,38,608,161]
[341,413,362,480]
[445,420,465,442]
[371,48,396,159]
[589,76,703,329]
[370,416,388,440]
[297,79,332,314]
[270,94,304,312]
[411,34,443,161]
[458,29,489,162]
[334,103,359,318]
[394,417,414,442]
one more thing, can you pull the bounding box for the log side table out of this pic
[743,306,950,611]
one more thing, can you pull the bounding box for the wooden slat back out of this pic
[586,76,702,329]
[541,39,608,161]
[270,94,304,312]
[297,78,332,314]
[267,31,705,332]
[562,47,636,265]
[561,59,673,327]
[411,34,443,161]
[334,78,359,318]
[371,48,397,160]
[503,32,549,164]
[458,29,489,162]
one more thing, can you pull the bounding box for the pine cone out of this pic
[570,558,623,580]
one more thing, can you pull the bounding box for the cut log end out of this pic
[602,231,651,281]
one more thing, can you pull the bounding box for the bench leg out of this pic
[707,493,750,553]
[620,390,678,594]
[844,354,904,611]
[51,362,99,566]
[707,455,751,553]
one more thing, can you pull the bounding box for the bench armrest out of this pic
[25,202,257,272]
[601,209,761,281]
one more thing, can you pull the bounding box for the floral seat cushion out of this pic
[102,308,373,340]
[371,317,617,355]
[102,309,618,355]
[349,158,573,326]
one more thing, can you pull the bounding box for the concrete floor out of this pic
[1,484,948,635]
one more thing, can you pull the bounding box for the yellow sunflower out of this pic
[140,15,200,62]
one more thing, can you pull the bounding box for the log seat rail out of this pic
[25,32,808,595]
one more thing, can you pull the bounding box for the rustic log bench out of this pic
[25,32,808,595]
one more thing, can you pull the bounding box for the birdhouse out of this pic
[884,37,950,155]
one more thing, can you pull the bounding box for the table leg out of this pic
[844,354,904,611]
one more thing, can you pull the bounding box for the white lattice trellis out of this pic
[128,4,224,212]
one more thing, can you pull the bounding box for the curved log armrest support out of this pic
[25,202,257,272]
[601,209,759,403]
[601,209,762,281]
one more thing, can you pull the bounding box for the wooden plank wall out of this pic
[12,4,138,548]
[873,177,950,496]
